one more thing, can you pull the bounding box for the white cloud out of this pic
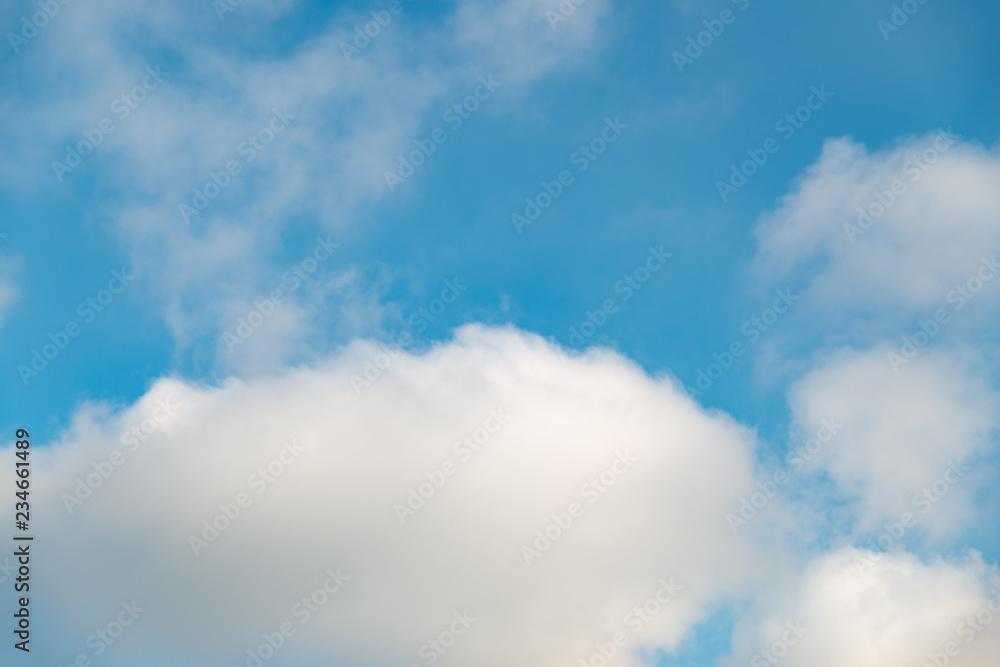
[12,325,765,666]
[787,347,998,536]
[723,548,1000,667]
[453,0,610,85]
[752,133,1000,328]
[0,0,611,354]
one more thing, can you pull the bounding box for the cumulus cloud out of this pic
[786,347,998,537]
[9,325,766,666]
[752,132,1000,331]
[723,548,1000,667]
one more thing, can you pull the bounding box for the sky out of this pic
[1,0,999,665]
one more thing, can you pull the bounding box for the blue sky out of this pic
[2,0,1000,665]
